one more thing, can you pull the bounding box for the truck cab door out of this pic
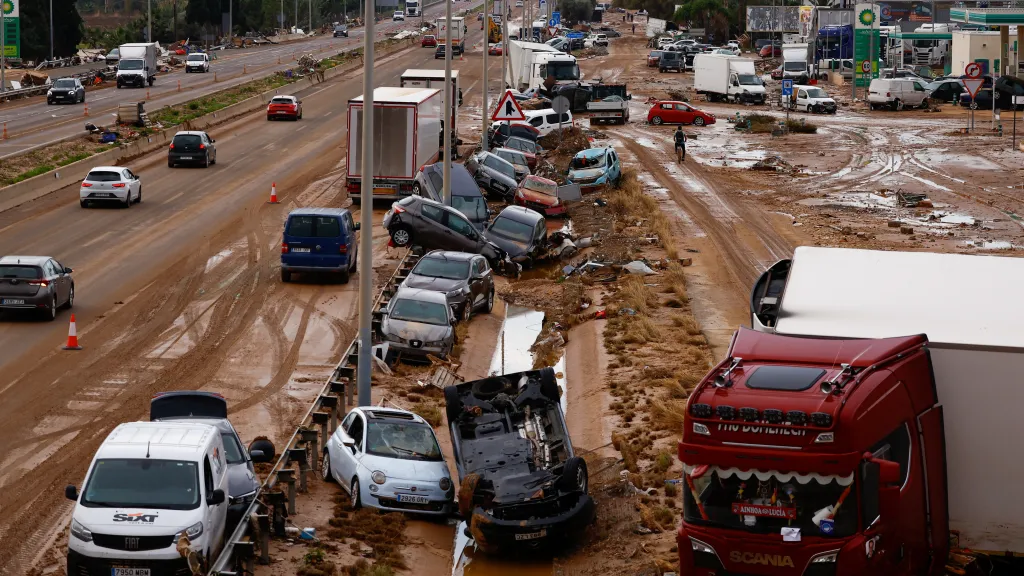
[916,405,949,574]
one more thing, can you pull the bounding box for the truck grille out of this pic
[92,533,175,551]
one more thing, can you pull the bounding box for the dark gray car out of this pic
[483,206,548,269]
[0,255,74,321]
[465,151,519,200]
[381,287,457,361]
[412,163,491,230]
[47,78,86,105]
[168,130,217,168]
[401,250,495,322]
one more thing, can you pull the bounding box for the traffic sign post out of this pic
[781,79,793,126]
[552,95,570,146]
[963,77,985,133]
[965,62,982,79]
[492,89,526,122]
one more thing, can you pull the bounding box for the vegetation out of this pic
[21,0,84,61]
[614,0,807,43]
[149,74,291,126]
[561,0,596,22]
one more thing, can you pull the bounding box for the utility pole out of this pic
[50,0,54,60]
[357,0,375,407]
[148,0,151,43]
[482,0,489,153]
[502,1,508,89]
[443,0,452,205]
[295,0,298,31]
[281,0,285,31]
[229,0,233,40]
[309,0,312,33]
[1,5,5,94]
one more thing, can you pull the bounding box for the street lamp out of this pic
[356,0,375,407]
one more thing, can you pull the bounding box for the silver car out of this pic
[322,407,453,515]
[400,250,495,322]
[380,287,457,361]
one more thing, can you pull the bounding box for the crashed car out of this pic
[400,250,495,322]
[567,147,621,192]
[444,368,594,552]
[150,391,273,528]
[483,206,548,269]
[514,175,565,217]
[380,287,457,361]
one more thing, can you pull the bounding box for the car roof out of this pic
[495,205,544,224]
[0,255,52,265]
[393,286,451,304]
[422,163,479,196]
[422,250,479,262]
[87,166,128,172]
[574,147,608,159]
[287,207,350,217]
[98,422,216,460]
[357,407,430,426]
[271,95,298,99]
[173,131,205,136]
[493,147,525,157]
[522,174,556,186]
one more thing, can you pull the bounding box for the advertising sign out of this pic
[854,3,879,87]
[1,0,20,60]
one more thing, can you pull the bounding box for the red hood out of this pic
[517,187,559,206]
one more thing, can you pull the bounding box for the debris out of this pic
[679,257,693,266]
[594,198,608,207]
[595,310,607,319]
[619,308,637,316]
[887,220,902,228]
[562,264,576,276]
[623,261,657,275]
[897,191,928,207]
[577,236,594,248]
[900,226,914,235]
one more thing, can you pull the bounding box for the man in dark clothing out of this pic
[673,127,686,161]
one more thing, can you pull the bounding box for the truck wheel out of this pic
[558,457,588,494]
[650,116,663,125]
[444,385,462,424]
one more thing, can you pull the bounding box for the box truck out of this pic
[692,54,766,104]
[400,69,461,155]
[781,43,813,83]
[346,88,442,203]
[116,42,158,88]
[678,246,1024,575]
[435,16,467,54]
[505,40,581,92]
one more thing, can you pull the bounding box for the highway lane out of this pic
[0,0,481,157]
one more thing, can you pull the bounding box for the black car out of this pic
[927,79,965,104]
[444,367,594,553]
[660,50,684,73]
[400,250,495,322]
[412,162,491,230]
[333,24,349,37]
[47,77,86,105]
[489,122,541,148]
[0,255,74,321]
[168,130,217,168]
[483,205,547,269]
[598,27,621,38]
[465,151,519,200]
[959,76,1024,110]
[435,44,447,59]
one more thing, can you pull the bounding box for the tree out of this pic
[20,0,84,60]
[673,0,733,42]
[561,0,594,23]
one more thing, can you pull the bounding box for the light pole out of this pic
[229,0,232,40]
[50,0,54,60]
[501,1,508,89]
[482,0,489,152]
[148,0,151,43]
[443,0,453,205]
[357,0,375,407]
[281,0,285,32]
[1,4,5,94]
[309,0,312,33]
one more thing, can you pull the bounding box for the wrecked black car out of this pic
[444,368,595,552]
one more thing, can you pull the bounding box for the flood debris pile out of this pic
[315,496,408,576]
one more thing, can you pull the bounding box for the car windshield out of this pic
[805,88,829,98]
[366,421,443,461]
[783,61,806,71]
[82,459,200,510]
[546,61,580,81]
[119,59,144,70]
[86,171,122,182]
[488,215,533,243]
[496,150,525,165]
[523,178,557,196]
[682,469,858,538]
[0,266,41,279]
[54,79,76,88]
[571,154,606,170]
[412,257,470,280]
[484,156,516,180]
[452,195,488,221]
[737,74,762,86]
[390,297,449,325]
[187,54,205,61]
[221,432,246,464]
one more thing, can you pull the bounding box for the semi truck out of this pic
[781,43,813,83]
[406,0,419,16]
[399,69,461,156]
[116,42,158,88]
[692,54,766,104]
[816,24,853,61]
[436,16,467,55]
[505,40,581,92]
[678,246,1024,575]
[346,87,442,204]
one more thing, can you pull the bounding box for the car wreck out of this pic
[444,368,595,552]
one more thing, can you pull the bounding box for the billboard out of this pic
[1,0,20,60]
[746,6,800,33]
[878,2,932,23]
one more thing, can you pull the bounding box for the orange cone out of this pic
[268,182,279,204]
[63,314,82,350]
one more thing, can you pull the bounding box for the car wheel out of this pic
[390,225,413,247]
[651,116,663,125]
[458,473,481,518]
[249,438,276,461]
[694,117,705,126]
[281,269,291,283]
[444,385,463,424]
[80,200,89,208]
[136,186,142,204]
[892,99,902,111]
[338,268,350,284]
[168,160,175,168]
[350,478,362,509]
[65,284,75,309]
[44,294,58,321]
[471,375,513,399]
[204,155,210,168]
[538,367,560,401]
[123,192,132,208]
[412,182,422,196]
[321,451,334,483]
[920,98,930,109]
[484,288,494,314]
[558,457,589,494]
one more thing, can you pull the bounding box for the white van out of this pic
[789,84,837,114]
[867,77,930,110]
[521,108,573,136]
[65,422,230,575]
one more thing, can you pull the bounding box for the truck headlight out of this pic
[371,471,387,485]
[175,521,204,541]
[71,519,93,542]
[810,551,838,563]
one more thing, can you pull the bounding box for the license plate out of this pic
[2,299,25,305]
[277,111,288,114]
[111,569,150,576]
[291,247,311,253]
[396,494,430,504]
[180,156,193,160]
[515,529,547,541]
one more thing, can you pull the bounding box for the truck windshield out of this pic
[783,61,806,72]
[545,62,580,81]
[682,467,858,538]
[119,60,144,70]
[82,459,200,510]
[737,74,762,86]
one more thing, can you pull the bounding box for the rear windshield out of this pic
[54,79,77,88]
[172,135,202,146]
[271,97,295,104]
[0,266,41,279]
[390,298,449,325]
[187,54,205,61]
[488,215,533,243]
[86,171,121,182]
[287,215,342,238]
[451,195,488,221]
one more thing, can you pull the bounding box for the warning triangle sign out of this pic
[963,78,985,99]
[492,89,527,121]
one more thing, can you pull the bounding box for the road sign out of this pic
[549,18,557,27]
[551,11,560,25]
[551,95,571,114]
[781,79,793,96]
[548,26,556,36]
[566,31,584,39]
[861,60,871,73]
[492,90,527,121]
[963,78,985,98]
[965,62,983,79]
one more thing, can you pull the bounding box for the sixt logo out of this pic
[113,513,159,523]
[730,551,795,567]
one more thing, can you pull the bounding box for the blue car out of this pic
[567,147,621,192]
[281,208,360,283]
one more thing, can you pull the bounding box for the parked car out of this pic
[770,65,784,80]
[567,147,621,192]
[267,95,302,120]
[759,44,782,58]
[657,37,675,50]
[400,250,494,321]
[501,137,540,169]
[47,78,85,105]
[483,206,548,268]
[492,147,531,181]
[380,288,457,360]
[79,166,142,208]
[867,78,930,110]
[323,407,454,513]
[412,162,490,230]
[0,255,74,321]
[104,47,120,65]
[150,391,271,528]
[599,28,622,38]
[488,42,503,55]
[444,367,594,552]
[382,196,516,275]
[514,175,564,217]
[185,52,210,73]
[423,34,437,47]
[489,122,541,147]
[281,208,359,283]
[926,78,965,103]
[647,100,716,126]
[334,24,349,37]
[393,10,405,20]
[880,67,929,82]
[659,50,684,73]
[647,50,663,67]
[466,151,519,200]
[168,130,217,168]
[522,109,573,136]
[435,44,447,59]
[585,34,609,48]
[789,85,837,114]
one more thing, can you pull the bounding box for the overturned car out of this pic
[444,368,595,552]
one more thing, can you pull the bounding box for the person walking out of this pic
[632,23,636,34]
[673,126,687,162]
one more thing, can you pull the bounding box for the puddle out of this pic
[931,212,975,226]
[965,240,1015,250]
[636,137,659,150]
[798,191,896,210]
[451,529,555,576]
[204,248,234,273]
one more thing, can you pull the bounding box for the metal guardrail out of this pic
[208,246,423,575]
[0,85,50,102]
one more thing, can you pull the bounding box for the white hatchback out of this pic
[80,166,142,208]
[185,53,210,73]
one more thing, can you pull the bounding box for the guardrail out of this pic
[0,85,50,102]
[207,246,423,575]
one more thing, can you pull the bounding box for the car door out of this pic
[419,202,450,247]
[123,169,138,200]
[284,215,318,267]
[443,209,481,252]
[468,257,489,306]
[46,260,67,304]
[344,212,359,257]
[797,89,808,111]
[336,412,364,485]
[608,150,620,182]
[315,215,343,268]
[676,103,695,124]
[203,132,216,160]
[658,103,677,123]
[911,81,927,105]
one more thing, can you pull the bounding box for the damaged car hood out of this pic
[568,167,607,181]
[383,318,452,342]
[402,275,466,293]
[482,233,530,258]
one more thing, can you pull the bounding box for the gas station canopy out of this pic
[890,32,953,41]
[950,7,1024,26]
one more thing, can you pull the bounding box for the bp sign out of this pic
[1,0,20,60]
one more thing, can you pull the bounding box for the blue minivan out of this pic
[281,208,360,283]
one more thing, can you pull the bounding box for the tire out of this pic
[249,438,276,462]
[538,367,560,401]
[892,99,902,111]
[920,98,930,109]
[210,154,216,165]
[123,192,132,208]
[650,116,663,125]
[168,160,175,168]
[484,288,494,314]
[350,478,362,509]
[412,183,422,196]
[461,301,472,323]
[444,385,462,424]
[693,117,705,126]
[44,294,58,321]
[321,451,334,483]
[203,155,210,168]
[457,473,481,518]
[65,284,75,309]
[471,376,513,399]
[558,457,588,494]
[390,225,413,247]
[520,255,533,270]
[80,200,88,208]
[338,268,350,284]
[281,269,292,282]
[136,186,142,204]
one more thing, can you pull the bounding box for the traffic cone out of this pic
[268,182,279,204]
[63,314,82,350]
[83,103,89,117]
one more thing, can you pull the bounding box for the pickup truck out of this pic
[586,95,630,124]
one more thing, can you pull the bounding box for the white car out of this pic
[515,0,523,5]
[521,108,573,136]
[789,85,838,114]
[185,52,210,73]
[323,407,454,515]
[584,33,609,48]
[393,10,405,20]
[79,166,142,208]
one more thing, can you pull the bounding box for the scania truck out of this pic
[678,246,1024,575]
[505,40,581,92]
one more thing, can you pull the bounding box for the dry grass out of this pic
[611,432,639,473]
[621,316,661,345]
[415,404,443,427]
[609,169,678,259]
[327,505,407,571]
[619,275,658,315]
[651,399,688,432]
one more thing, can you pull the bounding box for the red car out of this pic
[422,34,437,47]
[647,100,716,126]
[759,44,782,58]
[514,175,565,216]
[267,95,302,120]
[647,50,663,67]
[771,65,784,80]
[488,43,503,55]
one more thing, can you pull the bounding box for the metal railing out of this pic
[0,85,50,102]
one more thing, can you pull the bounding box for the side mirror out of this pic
[65,485,78,501]
[354,222,361,230]
[249,448,267,463]
[207,488,226,506]
[863,454,902,530]
[341,431,356,447]
[64,267,74,273]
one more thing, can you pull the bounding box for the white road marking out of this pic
[164,191,186,204]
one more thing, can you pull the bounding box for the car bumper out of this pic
[117,76,147,86]
[186,65,206,71]
[384,340,450,361]
[0,292,50,309]
[168,153,207,165]
[268,111,299,119]
[280,262,351,273]
[68,550,192,576]
[517,198,566,216]
[363,479,453,515]
[468,495,596,552]
[81,189,130,202]
[48,93,78,102]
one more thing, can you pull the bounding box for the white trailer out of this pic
[400,69,460,152]
[781,43,813,82]
[505,40,580,92]
[436,16,467,54]
[692,54,766,104]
